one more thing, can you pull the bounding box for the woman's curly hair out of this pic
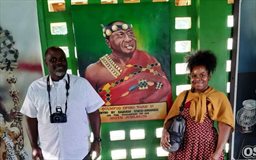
[186,50,217,74]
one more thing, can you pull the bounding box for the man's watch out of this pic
[94,137,102,143]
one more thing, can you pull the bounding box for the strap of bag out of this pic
[179,90,189,113]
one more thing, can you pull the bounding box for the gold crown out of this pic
[102,23,132,38]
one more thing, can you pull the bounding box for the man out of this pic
[85,21,172,106]
[21,47,104,160]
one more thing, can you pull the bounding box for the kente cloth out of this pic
[98,50,171,105]
[168,106,224,160]
[164,87,234,129]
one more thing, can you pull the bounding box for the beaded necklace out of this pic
[100,54,123,78]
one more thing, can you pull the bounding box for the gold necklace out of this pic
[100,54,123,78]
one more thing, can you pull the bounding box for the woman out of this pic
[161,50,234,160]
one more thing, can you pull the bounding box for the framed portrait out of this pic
[71,3,172,122]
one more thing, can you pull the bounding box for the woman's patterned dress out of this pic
[168,102,224,160]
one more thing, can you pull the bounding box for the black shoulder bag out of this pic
[167,90,189,152]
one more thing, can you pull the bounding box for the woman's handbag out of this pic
[167,90,189,152]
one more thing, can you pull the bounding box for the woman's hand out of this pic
[209,151,222,160]
[160,128,171,151]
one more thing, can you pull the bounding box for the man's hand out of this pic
[90,141,101,160]
[32,146,43,160]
